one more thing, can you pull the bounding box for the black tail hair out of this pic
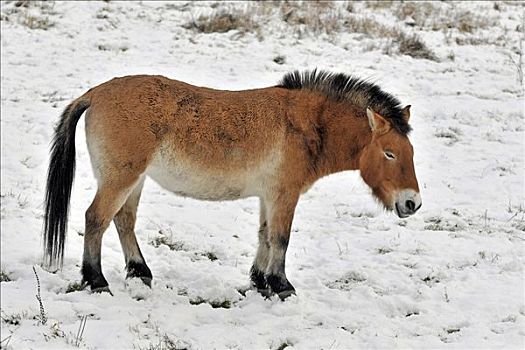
[43,98,90,269]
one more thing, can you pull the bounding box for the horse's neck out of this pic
[315,99,371,176]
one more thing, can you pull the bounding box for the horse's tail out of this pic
[43,95,91,269]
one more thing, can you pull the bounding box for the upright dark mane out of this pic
[277,69,411,135]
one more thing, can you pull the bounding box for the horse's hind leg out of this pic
[82,179,139,293]
[113,177,153,286]
[250,199,270,292]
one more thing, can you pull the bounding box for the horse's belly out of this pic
[145,152,275,201]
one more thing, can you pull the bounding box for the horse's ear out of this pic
[366,107,390,135]
[402,105,411,123]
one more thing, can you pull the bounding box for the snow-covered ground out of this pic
[1,1,524,349]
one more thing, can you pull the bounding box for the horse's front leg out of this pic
[263,193,299,300]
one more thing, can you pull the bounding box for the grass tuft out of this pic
[183,8,258,34]
[273,55,286,65]
[0,270,12,282]
[65,281,84,293]
[397,33,438,61]
[395,2,494,33]
[280,1,341,36]
[377,247,393,254]
[150,235,187,252]
[202,251,218,261]
[276,342,291,350]
[1,1,57,29]
[1,312,22,326]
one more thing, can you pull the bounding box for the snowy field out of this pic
[1,1,524,349]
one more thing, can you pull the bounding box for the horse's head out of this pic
[359,106,421,218]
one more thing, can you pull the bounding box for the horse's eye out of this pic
[384,151,396,160]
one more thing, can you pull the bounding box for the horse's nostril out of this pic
[406,200,415,212]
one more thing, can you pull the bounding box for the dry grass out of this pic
[138,331,190,350]
[0,270,11,282]
[1,0,56,30]
[394,2,496,33]
[1,311,23,326]
[184,2,344,37]
[397,33,438,60]
[393,0,510,49]
[150,235,187,252]
[364,1,395,10]
[21,13,54,30]
[180,1,438,59]
[273,55,286,65]
[183,8,259,34]
[279,1,342,36]
[65,281,84,293]
[454,35,503,46]
[279,2,438,60]
[365,1,504,47]
[343,15,437,61]
[344,15,400,37]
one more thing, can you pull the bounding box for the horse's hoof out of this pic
[81,274,111,295]
[256,287,273,299]
[126,260,153,287]
[277,289,296,301]
[266,274,296,301]
[91,285,113,296]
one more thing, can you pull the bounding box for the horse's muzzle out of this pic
[394,190,422,218]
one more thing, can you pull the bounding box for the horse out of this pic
[43,69,421,300]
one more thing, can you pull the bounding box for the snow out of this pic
[1,1,524,349]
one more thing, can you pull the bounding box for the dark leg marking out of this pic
[81,207,112,294]
[81,260,111,294]
[265,238,296,300]
[126,259,153,287]
[278,236,289,249]
[250,265,268,290]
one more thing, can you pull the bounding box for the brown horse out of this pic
[43,69,421,299]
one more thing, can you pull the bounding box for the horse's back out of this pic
[84,75,289,199]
